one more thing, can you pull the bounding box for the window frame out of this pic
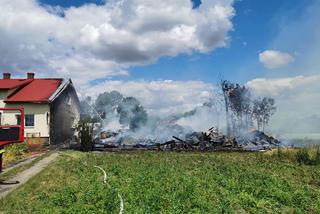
[16,114,35,127]
[16,114,21,126]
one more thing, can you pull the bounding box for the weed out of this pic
[296,148,311,164]
[315,146,320,165]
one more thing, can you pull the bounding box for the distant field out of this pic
[281,137,320,147]
[281,133,320,141]
[1,151,320,213]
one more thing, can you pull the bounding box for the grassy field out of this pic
[1,150,320,213]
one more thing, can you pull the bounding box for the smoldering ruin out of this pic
[80,80,282,152]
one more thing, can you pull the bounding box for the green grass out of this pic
[1,150,320,213]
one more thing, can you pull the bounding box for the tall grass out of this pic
[3,143,28,166]
[266,146,320,165]
[3,137,47,167]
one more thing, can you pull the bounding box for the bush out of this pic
[26,137,46,152]
[77,121,93,152]
[314,146,320,165]
[277,147,283,159]
[3,143,28,166]
[296,148,311,165]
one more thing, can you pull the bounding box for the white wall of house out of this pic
[0,91,9,107]
[0,91,50,138]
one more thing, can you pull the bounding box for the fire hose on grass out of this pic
[93,165,124,214]
[59,153,124,214]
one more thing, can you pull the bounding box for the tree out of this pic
[80,96,99,122]
[82,90,148,131]
[80,96,92,120]
[117,97,148,130]
[252,97,276,131]
[221,80,253,136]
[129,105,148,130]
[228,84,252,133]
[76,120,93,151]
[261,97,276,131]
[252,98,263,131]
[220,80,277,135]
[221,80,233,137]
[95,91,124,117]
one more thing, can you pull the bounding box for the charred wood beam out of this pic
[172,136,185,143]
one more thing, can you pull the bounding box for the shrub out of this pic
[4,143,28,156]
[26,137,46,152]
[296,148,311,165]
[3,143,28,166]
[314,146,320,165]
[77,121,93,152]
[277,147,283,159]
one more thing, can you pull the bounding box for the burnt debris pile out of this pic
[236,130,281,151]
[93,126,281,151]
[157,127,241,151]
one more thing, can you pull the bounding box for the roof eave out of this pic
[48,79,71,103]
[4,100,49,104]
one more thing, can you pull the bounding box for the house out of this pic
[0,72,80,145]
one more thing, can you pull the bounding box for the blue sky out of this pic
[38,0,313,84]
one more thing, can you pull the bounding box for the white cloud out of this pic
[259,50,294,69]
[0,0,235,87]
[49,55,129,85]
[85,80,214,116]
[246,75,320,97]
[247,74,320,134]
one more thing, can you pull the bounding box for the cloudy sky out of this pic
[0,0,319,134]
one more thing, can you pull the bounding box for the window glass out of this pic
[16,115,21,125]
[25,115,34,127]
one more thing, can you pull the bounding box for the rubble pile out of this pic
[93,126,281,151]
[156,127,241,151]
[236,130,281,150]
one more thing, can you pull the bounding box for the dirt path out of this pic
[0,153,59,199]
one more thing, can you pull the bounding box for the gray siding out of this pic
[50,84,80,144]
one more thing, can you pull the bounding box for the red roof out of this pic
[2,79,63,103]
[0,79,33,89]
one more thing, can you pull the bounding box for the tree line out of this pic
[220,80,276,137]
[80,91,148,131]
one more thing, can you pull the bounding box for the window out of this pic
[25,115,34,127]
[16,115,21,125]
[16,114,34,127]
